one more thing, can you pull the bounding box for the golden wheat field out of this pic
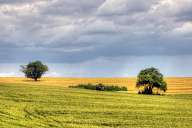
[0,77,192,128]
[0,77,192,94]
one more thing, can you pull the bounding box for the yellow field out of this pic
[0,77,192,94]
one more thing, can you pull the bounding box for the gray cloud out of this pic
[0,0,35,4]
[97,0,158,16]
[0,0,191,64]
[42,0,105,16]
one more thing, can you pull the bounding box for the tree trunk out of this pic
[148,86,153,94]
[143,85,153,94]
[34,77,38,81]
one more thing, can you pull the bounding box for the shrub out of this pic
[69,83,128,92]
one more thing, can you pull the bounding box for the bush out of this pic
[69,83,128,92]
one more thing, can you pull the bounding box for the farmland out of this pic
[0,77,191,127]
[0,77,192,94]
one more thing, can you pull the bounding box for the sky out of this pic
[0,0,192,77]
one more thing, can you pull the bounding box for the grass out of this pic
[0,79,191,128]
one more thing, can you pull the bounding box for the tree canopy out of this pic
[136,67,167,94]
[21,61,48,81]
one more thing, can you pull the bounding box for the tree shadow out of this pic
[22,79,42,82]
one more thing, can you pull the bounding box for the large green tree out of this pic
[136,67,167,94]
[21,61,48,81]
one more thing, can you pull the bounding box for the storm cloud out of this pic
[0,0,192,76]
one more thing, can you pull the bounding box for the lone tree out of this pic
[21,61,48,81]
[136,67,167,95]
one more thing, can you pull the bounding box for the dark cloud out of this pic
[0,0,41,4]
[97,0,158,16]
[42,0,105,16]
[175,9,192,21]
[0,0,191,64]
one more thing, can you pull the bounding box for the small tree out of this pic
[21,61,48,81]
[136,67,167,95]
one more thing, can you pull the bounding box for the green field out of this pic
[0,82,191,128]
